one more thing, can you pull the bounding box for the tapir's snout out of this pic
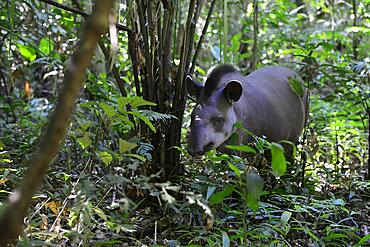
[188,141,215,157]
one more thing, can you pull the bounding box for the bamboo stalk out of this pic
[190,0,217,75]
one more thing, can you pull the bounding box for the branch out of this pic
[0,0,116,244]
[39,0,130,32]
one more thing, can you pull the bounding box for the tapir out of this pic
[187,64,307,157]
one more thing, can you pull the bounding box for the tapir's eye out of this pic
[212,117,225,131]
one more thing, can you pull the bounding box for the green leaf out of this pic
[245,172,264,213]
[119,139,137,154]
[129,111,156,132]
[77,135,92,150]
[206,186,216,200]
[0,140,4,150]
[345,26,370,34]
[222,231,230,247]
[281,211,292,226]
[209,186,234,205]
[288,77,304,97]
[38,38,54,56]
[225,144,256,154]
[99,102,116,118]
[357,234,370,246]
[124,153,146,162]
[17,44,36,62]
[331,198,345,206]
[117,97,131,113]
[228,162,241,177]
[93,207,107,221]
[98,151,113,166]
[270,142,287,177]
[130,96,156,108]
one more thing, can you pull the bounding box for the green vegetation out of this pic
[0,0,369,245]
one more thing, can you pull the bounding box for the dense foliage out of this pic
[0,0,369,246]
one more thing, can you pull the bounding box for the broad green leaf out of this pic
[281,211,292,226]
[288,77,304,97]
[270,142,286,177]
[17,44,36,61]
[225,144,256,154]
[246,172,264,213]
[209,186,234,205]
[222,231,230,247]
[99,102,116,118]
[117,114,135,128]
[77,135,92,150]
[119,139,137,154]
[117,97,132,113]
[130,96,156,108]
[38,38,54,56]
[129,111,156,132]
[228,162,241,177]
[206,186,216,200]
[124,153,146,162]
[98,151,113,166]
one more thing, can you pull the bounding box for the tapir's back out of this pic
[235,66,306,143]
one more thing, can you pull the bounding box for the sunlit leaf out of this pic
[228,162,241,177]
[77,135,92,150]
[117,97,132,113]
[225,144,256,154]
[119,139,137,154]
[17,44,37,61]
[39,38,54,56]
[98,151,113,166]
[270,142,286,177]
[130,96,156,108]
[99,102,116,118]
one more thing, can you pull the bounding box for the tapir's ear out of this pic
[187,75,203,97]
[223,80,243,104]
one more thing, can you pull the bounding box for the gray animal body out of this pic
[187,65,306,157]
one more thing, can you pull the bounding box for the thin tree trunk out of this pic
[250,0,258,70]
[0,1,115,244]
[352,0,359,60]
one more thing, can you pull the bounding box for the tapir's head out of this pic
[187,65,243,157]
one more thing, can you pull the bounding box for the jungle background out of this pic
[0,0,370,246]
